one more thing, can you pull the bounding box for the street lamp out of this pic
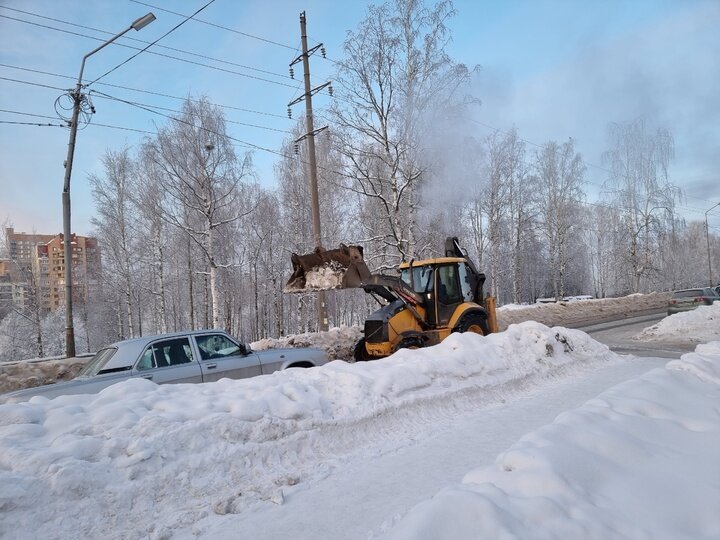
[61,12,156,358]
[705,202,720,288]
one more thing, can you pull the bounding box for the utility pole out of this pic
[61,12,156,358]
[705,202,720,287]
[288,11,332,332]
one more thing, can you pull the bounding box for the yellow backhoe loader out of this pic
[285,237,498,362]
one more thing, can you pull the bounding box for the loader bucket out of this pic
[284,244,372,292]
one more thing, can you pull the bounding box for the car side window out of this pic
[136,337,194,370]
[195,334,242,361]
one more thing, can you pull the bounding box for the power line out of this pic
[0,14,297,89]
[0,5,290,81]
[0,75,65,92]
[0,108,62,121]
[128,0,297,50]
[87,0,217,86]
[0,63,291,120]
[88,91,292,134]
[0,120,66,128]
[0,107,155,135]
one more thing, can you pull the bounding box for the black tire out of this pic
[455,313,489,336]
[353,338,374,362]
[394,335,425,352]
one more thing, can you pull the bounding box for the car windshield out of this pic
[78,347,118,377]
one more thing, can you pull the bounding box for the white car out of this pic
[3,329,328,402]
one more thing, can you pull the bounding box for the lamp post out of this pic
[705,202,720,288]
[62,12,155,358]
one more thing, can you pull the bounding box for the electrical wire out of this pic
[0,5,290,80]
[128,0,297,50]
[0,108,62,121]
[88,91,292,134]
[0,75,65,92]
[87,0,217,87]
[0,64,291,120]
[0,14,297,89]
[0,120,66,127]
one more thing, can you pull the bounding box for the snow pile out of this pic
[0,322,614,539]
[251,325,363,360]
[0,356,89,394]
[0,293,668,394]
[498,291,670,329]
[634,302,720,344]
[385,342,720,540]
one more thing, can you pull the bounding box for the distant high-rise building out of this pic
[4,228,99,311]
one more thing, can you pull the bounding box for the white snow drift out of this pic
[385,341,720,540]
[635,302,720,343]
[0,322,613,539]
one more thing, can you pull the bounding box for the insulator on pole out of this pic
[328,84,334,96]
[289,67,295,79]
[321,46,326,58]
[287,107,292,119]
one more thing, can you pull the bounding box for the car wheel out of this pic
[456,313,489,335]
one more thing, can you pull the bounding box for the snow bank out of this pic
[0,356,89,394]
[384,342,720,540]
[0,293,668,394]
[498,291,669,329]
[0,322,615,539]
[251,325,363,360]
[634,302,720,344]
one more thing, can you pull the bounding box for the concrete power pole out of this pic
[289,11,332,332]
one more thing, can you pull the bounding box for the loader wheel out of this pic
[353,338,374,362]
[394,335,424,352]
[456,314,489,336]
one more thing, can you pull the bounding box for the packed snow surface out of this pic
[0,322,615,539]
[385,341,720,540]
[634,302,720,343]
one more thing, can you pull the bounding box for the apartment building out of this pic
[4,228,99,311]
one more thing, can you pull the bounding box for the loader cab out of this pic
[400,258,471,327]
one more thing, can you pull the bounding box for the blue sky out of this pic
[1,0,719,236]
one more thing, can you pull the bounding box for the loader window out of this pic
[401,266,434,293]
[437,265,462,304]
[458,264,473,302]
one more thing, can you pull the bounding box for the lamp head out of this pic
[131,12,156,31]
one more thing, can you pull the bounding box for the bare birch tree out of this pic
[143,97,253,328]
[331,0,473,265]
[534,139,586,300]
[89,148,138,338]
[602,118,678,292]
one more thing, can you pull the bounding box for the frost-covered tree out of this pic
[143,97,254,328]
[534,139,586,299]
[331,0,474,265]
[602,119,679,292]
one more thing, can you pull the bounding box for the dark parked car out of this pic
[2,330,328,402]
[667,288,719,316]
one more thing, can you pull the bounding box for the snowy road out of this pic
[580,313,697,358]
[190,355,665,539]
